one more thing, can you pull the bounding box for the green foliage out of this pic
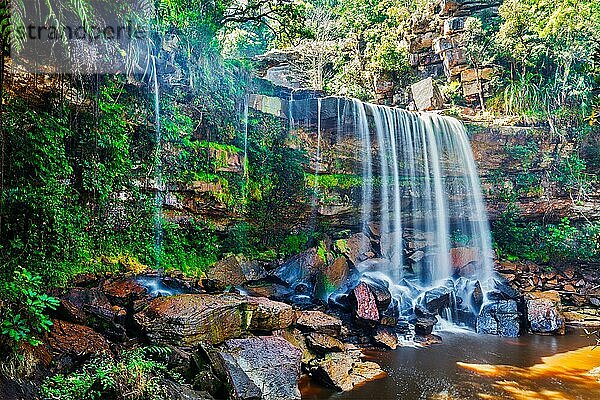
[1,268,59,346]
[41,347,181,400]
[280,233,310,257]
[305,173,362,189]
[553,153,597,200]
[316,240,328,263]
[493,207,600,264]
[157,220,220,275]
[492,0,600,120]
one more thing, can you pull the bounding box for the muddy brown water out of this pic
[302,327,600,400]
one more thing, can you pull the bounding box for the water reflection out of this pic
[303,329,599,400]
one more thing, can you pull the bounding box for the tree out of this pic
[463,16,497,111]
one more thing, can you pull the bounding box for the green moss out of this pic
[194,140,241,154]
[317,240,328,263]
[305,173,363,190]
[334,239,349,255]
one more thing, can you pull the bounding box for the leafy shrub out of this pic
[0,268,59,346]
[158,220,220,276]
[41,347,181,400]
[492,207,600,263]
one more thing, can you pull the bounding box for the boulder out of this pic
[46,320,111,361]
[246,297,297,332]
[296,311,342,337]
[306,333,345,354]
[273,248,323,288]
[488,279,520,300]
[476,300,520,337]
[524,291,565,334]
[307,351,385,392]
[134,294,248,346]
[342,233,372,266]
[471,281,484,310]
[323,256,349,288]
[57,287,127,340]
[208,337,302,400]
[423,286,452,314]
[349,282,380,325]
[372,326,398,349]
[160,380,215,400]
[380,298,400,326]
[361,275,392,312]
[413,316,438,335]
[414,334,443,346]
[410,77,445,111]
[101,278,148,306]
[274,328,318,364]
[204,255,267,291]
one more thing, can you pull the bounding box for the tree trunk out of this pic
[475,67,485,112]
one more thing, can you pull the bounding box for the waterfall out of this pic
[242,94,249,181]
[309,98,323,233]
[151,56,163,268]
[308,96,494,298]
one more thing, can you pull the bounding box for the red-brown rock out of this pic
[349,282,379,325]
[46,320,111,358]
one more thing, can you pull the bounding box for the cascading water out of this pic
[351,100,493,285]
[306,96,494,328]
[151,56,163,268]
[242,94,249,181]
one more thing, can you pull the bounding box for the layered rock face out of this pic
[133,294,297,347]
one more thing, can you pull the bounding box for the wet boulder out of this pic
[361,274,392,312]
[296,311,342,337]
[46,320,112,370]
[471,281,484,310]
[524,291,565,335]
[273,248,324,290]
[160,380,215,400]
[380,298,400,326]
[204,254,267,292]
[274,328,318,364]
[488,279,520,301]
[307,350,385,392]
[58,287,127,340]
[323,256,349,288]
[102,278,149,307]
[476,300,520,337]
[414,334,443,346]
[372,326,398,349]
[342,233,372,266]
[423,286,452,314]
[306,333,345,354]
[349,282,380,325]
[207,337,302,400]
[454,278,484,312]
[413,316,438,336]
